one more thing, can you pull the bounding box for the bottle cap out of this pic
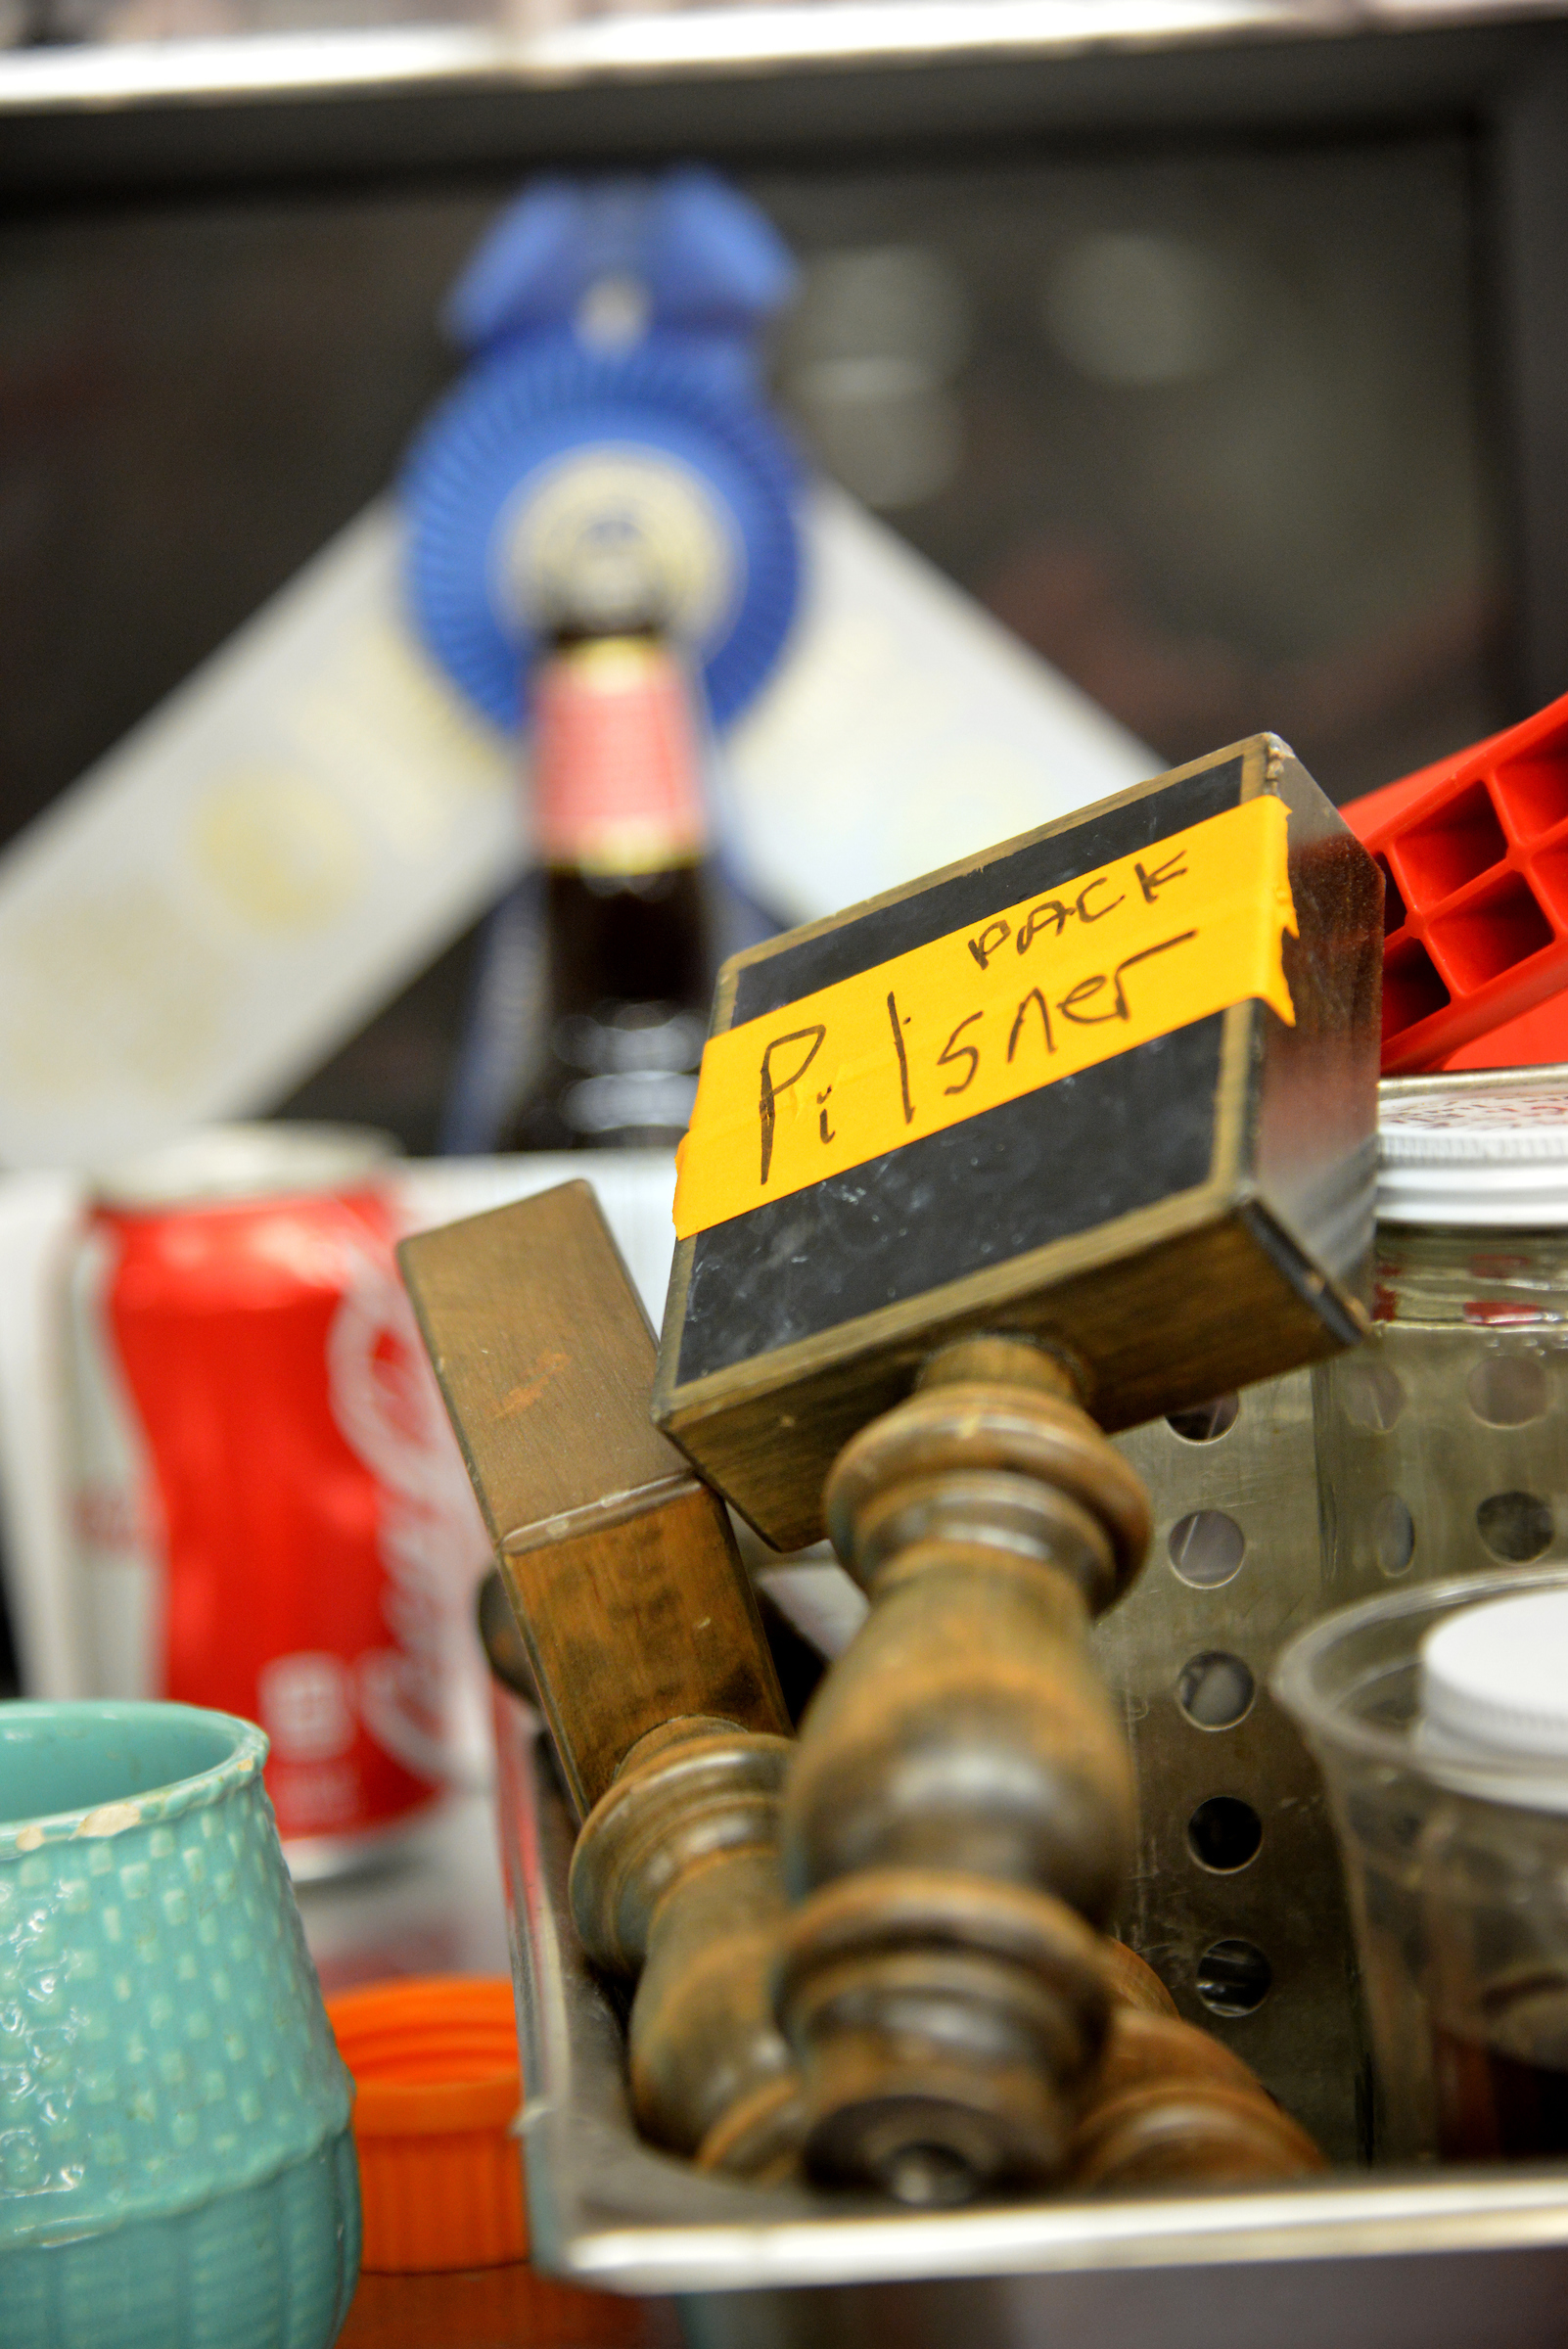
[1377,1070,1568,1226]
[1420,1589,1568,1785]
[326,1976,527,2275]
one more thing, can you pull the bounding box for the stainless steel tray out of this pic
[492,1686,1568,2349]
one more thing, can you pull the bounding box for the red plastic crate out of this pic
[1343,691,1568,1075]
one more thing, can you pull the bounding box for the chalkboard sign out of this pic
[655,734,1382,1550]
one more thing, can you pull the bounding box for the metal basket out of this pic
[1098,1069,1568,2167]
[1104,1370,1362,2160]
[492,1687,1568,2349]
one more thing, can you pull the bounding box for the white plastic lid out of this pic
[1378,1070,1568,1226]
[1420,1591,1568,1802]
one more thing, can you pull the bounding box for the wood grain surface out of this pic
[507,1483,789,1815]
[399,1181,682,1551]
[399,1182,787,1817]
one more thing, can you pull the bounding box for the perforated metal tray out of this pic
[492,1686,1568,2349]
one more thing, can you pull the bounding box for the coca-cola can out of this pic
[64,1125,480,1878]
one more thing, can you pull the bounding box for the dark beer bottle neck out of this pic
[496,631,715,1153]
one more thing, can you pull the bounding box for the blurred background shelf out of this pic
[5,0,1568,187]
[6,0,1567,1154]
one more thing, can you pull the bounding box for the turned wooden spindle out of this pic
[772,1334,1150,2198]
[479,1576,802,2176]
[656,738,1382,2201]
[571,1717,802,2179]
[400,1184,802,2181]
[1073,1943,1326,2189]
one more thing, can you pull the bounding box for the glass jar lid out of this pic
[1378,1066,1568,1225]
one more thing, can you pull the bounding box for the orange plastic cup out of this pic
[326,1975,528,2274]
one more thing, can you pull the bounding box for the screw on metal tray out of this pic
[401,1182,803,2181]
[654,734,1381,2202]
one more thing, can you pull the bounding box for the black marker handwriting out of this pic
[1007,988,1054,1063]
[752,888,1202,1182]
[938,1011,984,1095]
[969,861,1145,971]
[1106,931,1196,1015]
[1076,874,1125,924]
[887,990,915,1125]
[1134,849,1187,903]
[968,919,1011,972]
[1058,973,1115,1025]
[759,1027,826,1183]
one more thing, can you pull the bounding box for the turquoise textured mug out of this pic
[0,1701,360,2348]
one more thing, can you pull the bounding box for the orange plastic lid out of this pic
[326,1975,527,2273]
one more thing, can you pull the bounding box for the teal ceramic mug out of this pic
[0,1702,360,2349]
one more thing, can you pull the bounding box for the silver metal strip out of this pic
[3,0,1564,120]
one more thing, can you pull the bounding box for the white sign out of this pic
[0,486,1152,1169]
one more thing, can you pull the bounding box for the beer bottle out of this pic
[495,612,715,1152]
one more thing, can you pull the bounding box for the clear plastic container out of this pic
[1274,1564,1568,2163]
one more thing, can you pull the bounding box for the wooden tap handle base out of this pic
[570,1720,804,2182]
[775,1869,1110,2201]
[771,1339,1151,2201]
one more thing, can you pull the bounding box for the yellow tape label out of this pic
[674,795,1296,1240]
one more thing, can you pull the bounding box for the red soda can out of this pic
[65,1126,476,1876]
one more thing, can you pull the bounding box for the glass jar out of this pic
[1314,1070,1568,1602]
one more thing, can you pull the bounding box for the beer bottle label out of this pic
[534,637,708,874]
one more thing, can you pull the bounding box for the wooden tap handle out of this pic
[642,742,1377,2197]
[398,1182,788,1817]
[771,1337,1150,2200]
[403,1185,802,2179]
